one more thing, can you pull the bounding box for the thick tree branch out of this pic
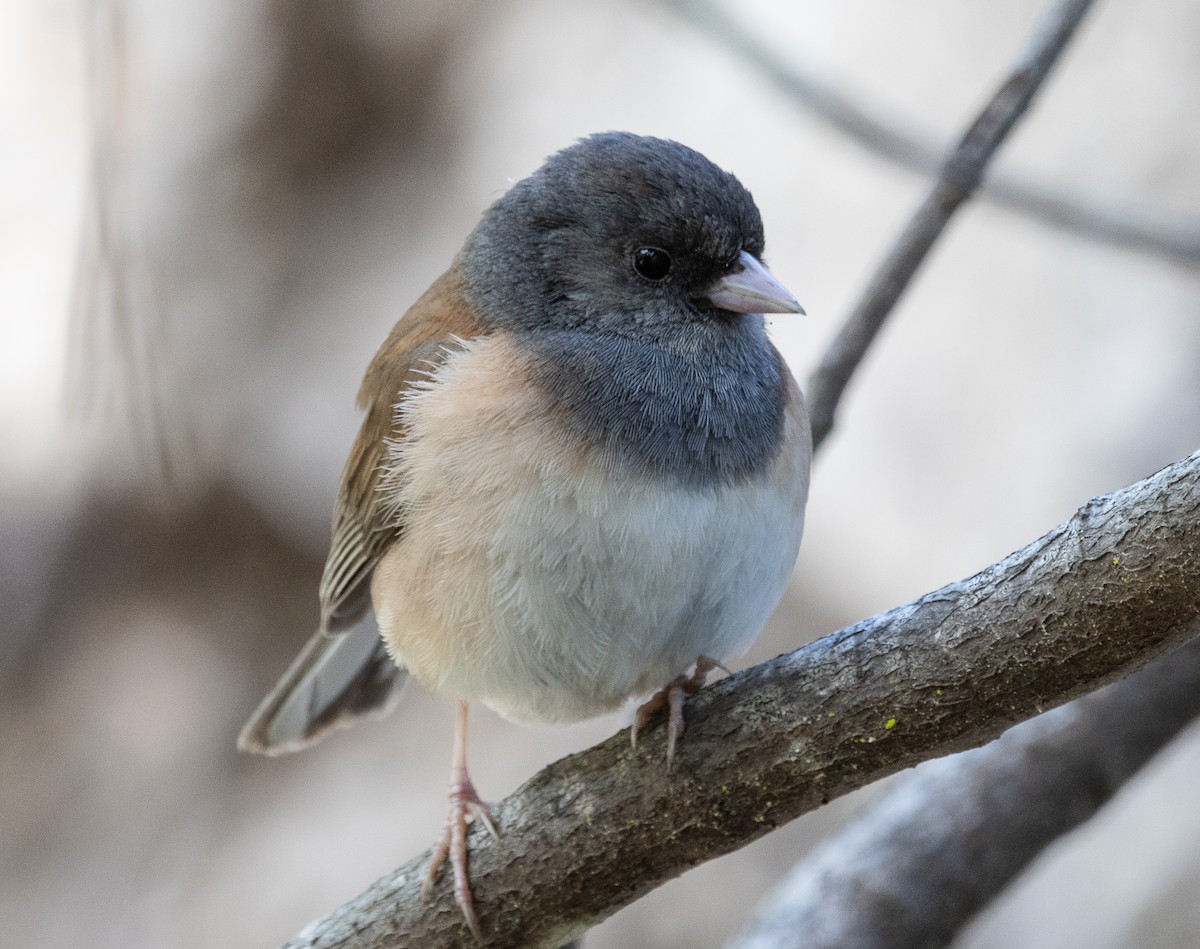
[660,0,1200,269]
[806,0,1096,450]
[729,633,1200,949]
[285,452,1200,948]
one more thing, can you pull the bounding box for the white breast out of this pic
[371,334,810,724]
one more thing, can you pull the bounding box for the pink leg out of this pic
[631,655,725,767]
[422,701,498,939]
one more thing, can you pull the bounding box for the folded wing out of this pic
[238,265,485,754]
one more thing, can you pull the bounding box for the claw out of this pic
[631,689,668,751]
[631,655,724,767]
[422,701,497,940]
[468,797,500,840]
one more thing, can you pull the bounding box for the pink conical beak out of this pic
[701,250,804,315]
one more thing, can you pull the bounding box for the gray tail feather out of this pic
[237,615,405,756]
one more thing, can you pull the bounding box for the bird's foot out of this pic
[422,773,499,939]
[423,701,499,940]
[630,655,726,767]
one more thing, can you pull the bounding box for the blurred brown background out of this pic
[3,1,1200,947]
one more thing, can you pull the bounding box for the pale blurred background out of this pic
[3,1,1200,947]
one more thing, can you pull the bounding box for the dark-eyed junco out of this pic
[239,131,810,936]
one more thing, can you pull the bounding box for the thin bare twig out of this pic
[661,0,1200,269]
[805,0,1097,451]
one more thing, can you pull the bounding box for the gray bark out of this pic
[730,632,1200,949]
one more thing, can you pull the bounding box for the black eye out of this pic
[633,246,672,280]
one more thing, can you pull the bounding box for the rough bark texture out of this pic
[284,452,1200,949]
[730,630,1200,949]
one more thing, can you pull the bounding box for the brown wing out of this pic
[237,264,484,755]
[319,263,484,633]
